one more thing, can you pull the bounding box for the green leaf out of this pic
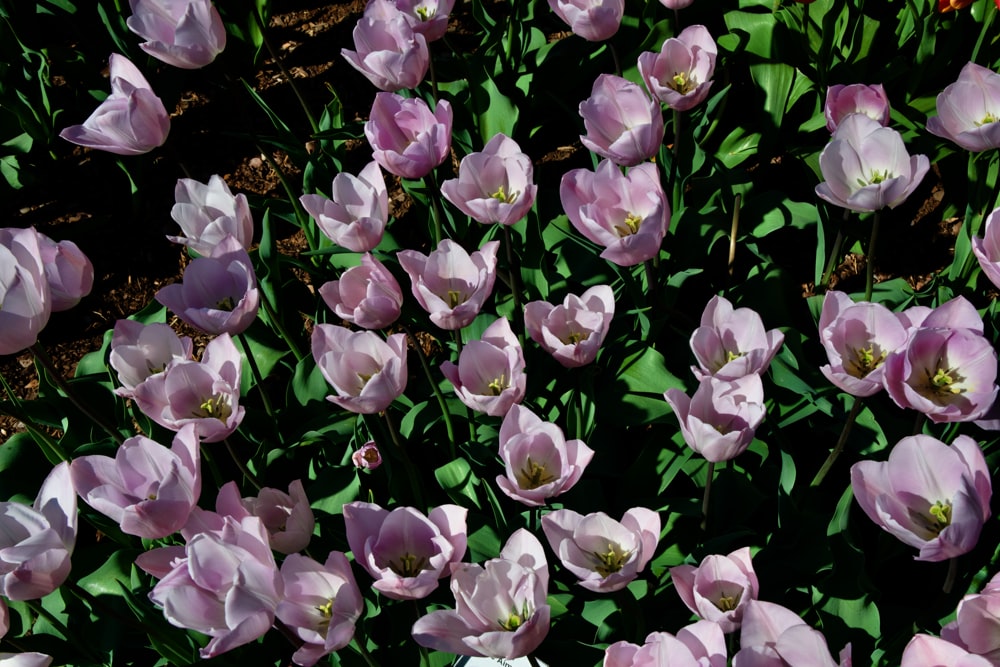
[79,549,140,597]
[434,457,481,509]
[470,72,518,145]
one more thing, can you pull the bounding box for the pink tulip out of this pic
[441,133,537,226]
[150,515,282,658]
[0,228,50,355]
[59,54,169,155]
[560,159,669,266]
[109,320,193,398]
[366,0,455,41]
[579,74,664,166]
[0,462,76,601]
[365,93,452,178]
[311,326,408,414]
[167,175,253,256]
[352,441,383,469]
[342,13,429,91]
[216,480,315,554]
[816,114,929,212]
[412,528,550,658]
[276,552,364,667]
[542,507,659,593]
[973,206,1000,291]
[927,62,1000,152]
[690,295,784,380]
[733,600,846,667]
[548,0,623,41]
[638,25,717,111]
[941,571,1000,663]
[664,374,766,463]
[496,404,594,506]
[35,232,93,312]
[824,83,891,133]
[670,547,758,633]
[900,634,993,667]
[397,239,499,330]
[319,253,402,329]
[658,0,694,7]
[132,332,244,442]
[127,0,225,69]
[441,317,526,416]
[70,424,200,539]
[851,434,991,561]
[604,621,727,667]
[524,284,614,367]
[344,501,467,600]
[301,161,388,252]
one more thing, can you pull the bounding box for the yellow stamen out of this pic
[214,296,236,311]
[847,344,885,378]
[447,289,464,308]
[388,552,428,577]
[613,213,642,238]
[488,374,508,396]
[516,457,558,490]
[194,394,232,423]
[976,112,999,127]
[669,71,696,94]
[498,602,531,631]
[715,591,742,612]
[591,542,631,578]
[490,184,520,204]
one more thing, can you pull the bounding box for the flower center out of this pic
[388,552,428,577]
[925,365,964,397]
[591,542,631,577]
[927,500,952,533]
[976,112,999,127]
[858,169,892,187]
[561,330,590,345]
[490,184,519,204]
[415,5,432,20]
[847,344,885,378]
[447,289,465,309]
[316,599,333,619]
[516,456,558,490]
[214,296,236,311]
[669,71,696,94]
[714,590,742,612]
[193,393,232,423]
[613,213,642,238]
[488,374,509,396]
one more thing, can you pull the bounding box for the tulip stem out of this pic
[224,437,263,491]
[503,226,524,338]
[255,142,317,253]
[384,410,427,511]
[428,171,445,245]
[427,45,440,103]
[820,211,848,289]
[943,558,958,594]
[259,290,305,362]
[671,109,683,215]
[236,333,279,440]
[728,193,742,278]
[350,638,380,667]
[252,9,319,135]
[643,260,657,302]
[912,412,926,436]
[701,461,715,531]
[609,42,622,78]
[811,398,862,487]
[0,371,69,463]
[864,211,880,302]
[404,325,457,459]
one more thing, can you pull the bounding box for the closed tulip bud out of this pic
[168,175,253,256]
[525,285,614,367]
[216,480,315,555]
[319,253,402,330]
[547,0,623,41]
[824,83,891,133]
[580,74,664,166]
[441,317,526,417]
[733,600,847,667]
[0,227,51,355]
[365,93,452,178]
[311,326,408,414]
[301,161,388,252]
[34,232,93,312]
[440,133,537,226]
[604,622,726,667]
[109,320,193,398]
[670,548,758,633]
[638,24,717,112]
[927,62,1000,152]
[342,13,429,91]
[59,54,169,156]
[352,441,383,470]
[127,0,226,69]
[664,374,766,463]
[690,295,784,381]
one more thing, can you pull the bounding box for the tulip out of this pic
[560,159,669,266]
[301,161,388,253]
[579,74,664,166]
[167,175,253,256]
[441,317,526,416]
[604,621,726,667]
[352,441,383,470]
[817,290,909,397]
[35,232,93,312]
[941,571,1000,663]
[276,552,364,667]
[412,528,550,659]
[851,434,991,561]
[70,424,201,539]
[733,600,846,667]
[669,547,758,633]
[524,284,615,367]
[824,83,891,133]
[495,404,594,507]
[127,0,225,69]
[318,253,403,329]
[109,320,193,398]
[815,114,929,212]
[973,207,1000,291]
[216,480,315,555]
[0,227,50,355]
[901,634,992,667]
[938,0,974,11]
[441,133,537,226]
[155,234,260,336]
[0,462,76,601]
[638,25,717,112]
[542,507,660,593]
[367,0,455,41]
[344,501,467,600]
[59,54,169,155]
[342,13,429,91]
[150,515,282,658]
[927,62,1000,152]
[690,295,784,381]
[665,374,766,464]
[397,239,499,330]
[658,0,694,8]
[311,326,408,414]
[547,0,623,41]
[365,93,453,178]
[132,332,244,442]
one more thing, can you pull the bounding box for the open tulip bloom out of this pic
[368,0,455,42]
[638,24,717,112]
[524,284,615,368]
[127,0,226,69]
[300,161,388,252]
[926,62,1000,152]
[440,133,537,226]
[109,320,193,398]
[690,295,784,381]
[168,175,253,256]
[398,239,499,330]
[940,571,1000,663]
[441,317,526,417]
[311,326,408,414]
[670,547,758,633]
[603,621,727,667]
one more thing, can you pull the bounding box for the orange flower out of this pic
[938,0,973,12]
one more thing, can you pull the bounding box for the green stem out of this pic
[864,211,881,302]
[225,437,263,491]
[385,410,426,510]
[609,41,622,77]
[255,143,316,252]
[351,638,380,667]
[728,193,742,278]
[671,109,682,215]
[259,290,305,362]
[503,226,524,339]
[252,10,319,134]
[404,325,457,458]
[237,333,276,424]
[811,398,862,487]
[912,412,926,436]
[643,260,657,303]
[701,460,715,531]
[943,557,958,594]
[821,211,849,289]
[427,44,439,102]
[428,170,445,245]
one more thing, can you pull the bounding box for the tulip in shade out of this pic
[560,160,669,266]
[167,175,253,256]
[670,547,758,633]
[365,93,453,178]
[343,501,467,600]
[525,285,615,368]
[109,320,193,398]
[817,291,909,397]
[732,600,847,667]
[301,161,388,252]
[35,232,93,312]
[412,528,550,659]
[495,404,594,507]
[547,0,623,41]
[579,75,664,166]
[851,434,992,562]
[132,332,244,442]
[941,571,1000,663]
[441,133,537,226]
[690,295,784,380]
[638,25,717,112]
[342,13,429,91]
[824,83,891,133]
[0,462,76,601]
[352,441,383,470]
[311,326,408,414]
[127,0,226,69]
[441,317,526,417]
[927,63,1000,152]
[901,634,992,667]
[604,621,726,667]
[973,207,1000,291]
[150,515,282,658]
[319,253,403,330]
[665,374,766,463]
[397,239,499,330]
[542,507,660,593]
[59,54,169,155]
[0,227,51,355]
[70,424,201,540]
[216,480,315,555]
[276,552,364,667]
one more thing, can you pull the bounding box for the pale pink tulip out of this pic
[127,0,226,69]
[665,374,765,463]
[690,295,784,380]
[35,232,93,312]
[365,93,452,178]
[167,175,253,256]
[927,62,1000,152]
[441,317,526,416]
[301,161,388,252]
[900,634,993,667]
[109,320,193,398]
[318,253,402,330]
[824,83,891,133]
[216,480,315,554]
[548,0,623,41]
[524,285,615,368]
[579,74,663,166]
[733,600,846,667]
[941,571,1000,664]
[638,25,717,111]
[441,133,537,226]
[342,13,429,91]
[604,621,726,667]
[670,547,758,633]
[352,441,383,470]
[366,0,455,41]
[973,206,1000,291]
[0,228,50,355]
[311,326,408,414]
